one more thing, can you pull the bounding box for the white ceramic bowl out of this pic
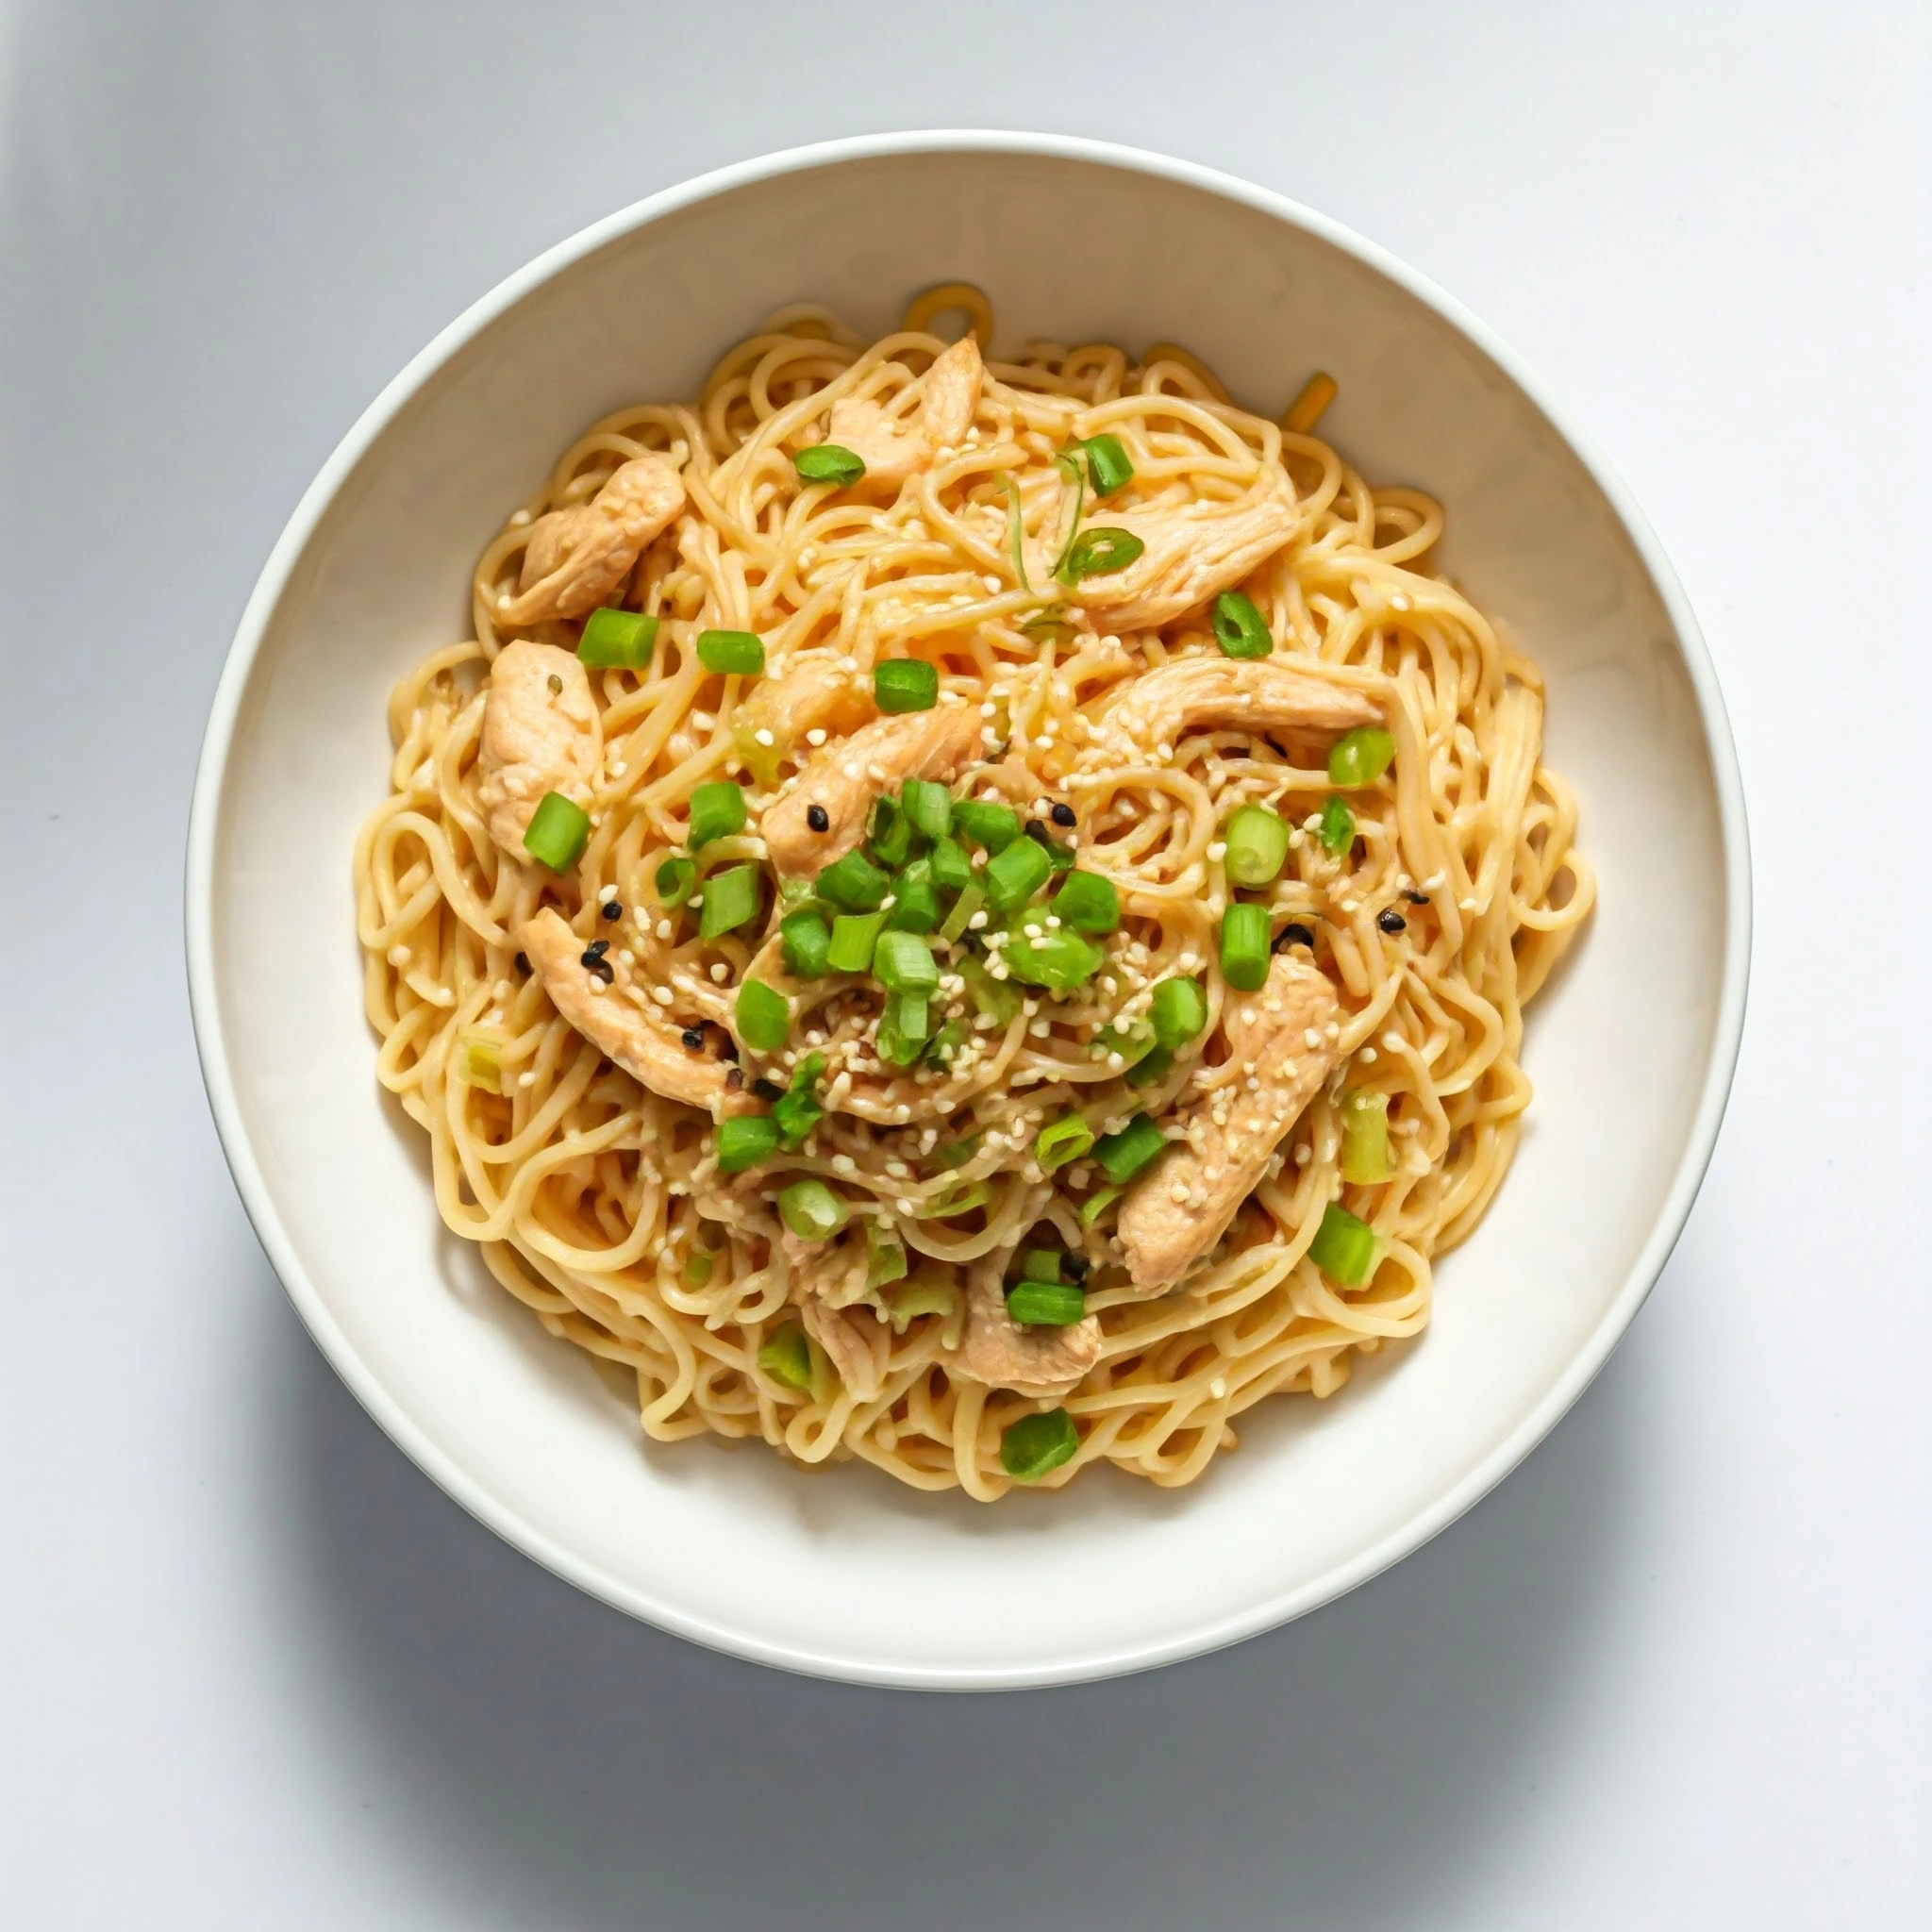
[187,134,1748,1690]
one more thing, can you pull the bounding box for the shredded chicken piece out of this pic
[1117,955,1343,1292]
[1068,469,1306,630]
[738,648,875,749]
[1095,654,1379,765]
[518,908,756,1119]
[821,337,983,489]
[500,454,686,625]
[799,1290,890,1403]
[947,1272,1100,1398]
[763,702,984,877]
[475,640,603,860]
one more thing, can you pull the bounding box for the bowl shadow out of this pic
[261,1241,1653,1932]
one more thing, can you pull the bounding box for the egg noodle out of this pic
[352,286,1591,1499]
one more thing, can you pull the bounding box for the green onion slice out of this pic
[875,990,931,1066]
[1149,976,1208,1051]
[1319,793,1357,855]
[920,1178,991,1220]
[901,777,953,841]
[865,792,911,870]
[734,977,790,1053]
[1211,591,1274,658]
[1328,726,1396,789]
[1078,1185,1122,1227]
[930,835,974,891]
[984,837,1052,912]
[885,858,940,935]
[1000,1407,1079,1481]
[695,629,765,676]
[772,1052,825,1149]
[1058,526,1144,586]
[655,856,696,907]
[958,955,1021,1024]
[698,863,761,940]
[886,1274,958,1331]
[874,658,939,713]
[874,929,939,993]
[778,1178,849,1242]
[1072,433,1133,495]
[865,1218,909,1290]
[816,848,891,913]
[780,908,833,978]
[522,791,590,873]
[1124,1047,1173,1089]
[758,1322,813,1391]
[1034,1112,1094,1174]
[953,799,1020,854]
[683,1247,714,1287]
[458,1030,505,1093]
[1308,1201,1379,1286]
[1340,1090,1394,1185]
[1224,804,1291,886]
[998,472,1030,591]
[936,880,985,946]
[687,779,747,850]
[1220,902,1271,991]
[1007,1280,1088,1327]
[715,1114,779,1173]
[1002,925,1104,994]
[1015,1247,1061,1284]
[825,910,887,974]
[794,443,866,487]
[923,1018,969,1068]
[1093,1113,1166,1185]
[576,607,658,670]
[1051,869,1119,934]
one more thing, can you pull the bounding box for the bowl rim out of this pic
[184,129,1752,1690]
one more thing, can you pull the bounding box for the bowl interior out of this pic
[195,142,1737,1686]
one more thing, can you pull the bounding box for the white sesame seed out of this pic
[655,920,673,941]
[806,727,827,746]
[1208,841,1226,861]
[1359,1047,1377,1063]
[709,964,729,983]
[754,727,774,747]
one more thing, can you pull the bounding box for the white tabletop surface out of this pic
[3,3,1926,1925]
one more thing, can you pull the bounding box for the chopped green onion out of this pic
[935,1135,980,1170]
[655,856,696,907]
[1000,1407,1079,1481]
[953,799,1020,854]
[1100,1017,1159,1072]
[1124,1047,1173,1089]
[758,1322,813,1391]
[1051,869,1119,934]
[936,880,985,945]
[771,1052,825,1148]
[1020,606,1074,645]
[779,1178,849,1242]
[1309,1201,1379,1286]
[866,1218,908,1289]
[958,955,1022,1023]
[997,473,1030,591]
[576,607,658,670]
[1003,925,1105,994]
[825,911,887,974]
[732,719,787,787]
[901,777,953,841]
[807,1335,836,1403]
[699,863,761,940]
[734,978,790,1053]
[874,930,939,993]
[1078,1185,1122,1226]
[1224,804,1291,886]
[683,1247,714,1287]
[1149,976,1208,1051]
[930,835,974,891]
[687,779,746,850]
[1015,1247,1062,1284]
[1320,793,1357,854]
[1007,1280,1088,1327]
[780,908,832,978]
[816,849,890,913]
[1211,591,1273,658]
[875,990,931,1065]
[923,1019,969,1067]
[1072,433,1133,495]
[522,791,590,872]
[1329,726,1396,788]
[777,875,818,912]
[1058,526,1144,585]
[1220,902,1271,991]
[458,1030,505,1092]
[865,792,911,870]
[715,1114,779,1172]
[1042,836,1075,874]
[794,443,865,486]
[696,628,765,676]
[1340,1090,1394,1185]
[1094,1113,1167,1184]
[920,1178,990,1220]
[1033,1112,1094,1174]
[874,658,939,713]
[985,837,1052,911]
[885,858,940,934]
[886,1274,958,1332]
[1049,451,1085,579]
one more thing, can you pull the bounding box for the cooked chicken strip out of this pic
[1094,654,1379,766]
[737,648,875,749]
[800,1293,890,1405]
[763,701,984,878]
[1117,954,1343,1292]
[947,1273,1100,1399]
[518,908,757,1119]
[500,454,686,625]
[1069,469,1306,630]
[476,640,604,860]
[821,337,983,490]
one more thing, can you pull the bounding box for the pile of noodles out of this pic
[353,285,1591,1499]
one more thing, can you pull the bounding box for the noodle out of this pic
[353,289,1592,1500]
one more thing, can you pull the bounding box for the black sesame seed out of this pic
[1063,1253,1091,1284]
[1050,801,1077,827]
[807,803,830,833]
[1273,921,1317,954]
[581,939,610,961]
[680,1024,707,1053]
[584,957,615,984]
[1402,889,1429,906]
[513,951,530,974]
[724,1067,744,1091]
[546,673,563,695]
[1024,818,1053,847]
[1377,908,1407,934]
[601,900,622,921]
[751,1077,785,1103]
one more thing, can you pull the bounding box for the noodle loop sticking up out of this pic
[353,291,1592,1500]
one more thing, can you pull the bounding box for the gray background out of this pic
[3,3,1927,1926]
